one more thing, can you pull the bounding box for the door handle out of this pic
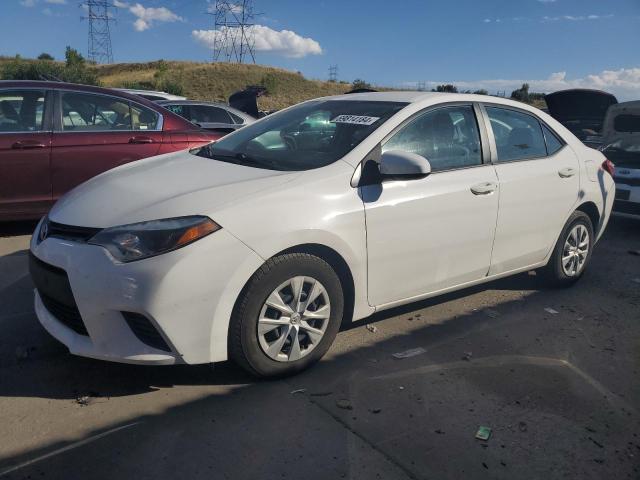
[12,140,46,149]
[470,182,497,195]
[558,167,576,178]
[129,136,155,144]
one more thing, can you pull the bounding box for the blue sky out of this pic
[1,0,639,98]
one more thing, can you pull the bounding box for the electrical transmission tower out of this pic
[81,0,115,64]
[209,0,258,63]
[328,65,338,82]
[417,81,426,92]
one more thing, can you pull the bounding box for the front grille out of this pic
[122,312,171,352]
[613,200,640,216]
[40,292,88,336]
[47,221,102,243]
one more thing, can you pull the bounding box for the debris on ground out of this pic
[309,391,333,397]
[462,351,473,361]
[628,249,640,256]
[290,388,306,395]
[336,399,353,410]
[475,426,492,440]
[518,421,528,432]
[544,307,559,315]
[632,278,640,284]
[398,386,405,390]
[484,309,501,318]
[392,347,426,359]
[366,324,378,333]
[75,395,92,407]
[435,429,445,435]
[370,408,382,414]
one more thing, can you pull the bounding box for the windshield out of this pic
[195,100,407,171]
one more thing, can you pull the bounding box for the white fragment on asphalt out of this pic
[290,389,306,395]
[544,307,559,315]
[366,324,378,333]
[392,347,426,359]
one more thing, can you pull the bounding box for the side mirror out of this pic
[379,150,431,180]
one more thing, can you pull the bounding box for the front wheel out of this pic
[229,253,344,377]
[541,211,594,287]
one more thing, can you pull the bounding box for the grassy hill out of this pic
[0,57,351,111]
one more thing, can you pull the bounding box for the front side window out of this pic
[486,107,547,162]
[189,105,232,124]
[382,105,482,172]
[61,92,134,131]
[0,90,46,133]
[196,100,407,171]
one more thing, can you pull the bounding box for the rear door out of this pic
[51,90,163,200]
[0,88,52,219]
[483,105,580,275]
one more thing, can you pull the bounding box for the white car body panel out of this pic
[363,164,499,306]
[31,92,615,365]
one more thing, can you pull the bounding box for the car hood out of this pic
[49,150,299,228]
[545,89,618,123]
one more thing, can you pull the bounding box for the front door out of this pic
[363,104,499,307]
[483,105,581,275]
[51,90,162,200]
[0,89,52,219]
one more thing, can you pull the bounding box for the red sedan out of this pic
[0,81,222,221]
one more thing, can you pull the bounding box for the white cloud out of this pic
[44,0,67,4]
[537,0,557,3]
[408,68,640,101]
[115,2,183,31]
[192,25,323,58]
[543,14,614,22]
[19,0,36,6]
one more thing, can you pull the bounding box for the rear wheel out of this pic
[229,253,344,377]
[541,211,594,287]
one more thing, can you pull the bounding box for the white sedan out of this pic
[30,92,615,377]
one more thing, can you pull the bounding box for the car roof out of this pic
[0,80,162,108]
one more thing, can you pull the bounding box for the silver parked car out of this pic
[158,100,256,134]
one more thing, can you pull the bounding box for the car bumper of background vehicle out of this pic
[30,227,264,365]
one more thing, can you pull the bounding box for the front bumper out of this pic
[30,225,264,365]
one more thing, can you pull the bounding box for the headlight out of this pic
[89,216,220,263]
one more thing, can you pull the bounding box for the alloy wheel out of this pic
[562,224,590,277]
[257,276,331,362]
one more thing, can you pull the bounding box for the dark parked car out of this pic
[158,100,255,135]
[545,89,618,148]
[0,81,222,221]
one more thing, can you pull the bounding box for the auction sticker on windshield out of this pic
[331,115,380,125]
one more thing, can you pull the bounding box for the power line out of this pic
[208,0,259,64]
[80,0,115,64]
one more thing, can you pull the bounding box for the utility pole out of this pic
[209,0,258,63]
[328,65,338,82]
[81,0,115,64]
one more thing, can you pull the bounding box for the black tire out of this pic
[229,253,344,378]
[541,211,594,287]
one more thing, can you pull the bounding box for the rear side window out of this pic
[542,124,564,155]
[486,107,547,162]
[131,104,159,130]
[614,114,640,133]
[228,111,245,124]
[189,105,232,124]
[0,90,46,133]
[62,92,132,131]
[383,105,482,172]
